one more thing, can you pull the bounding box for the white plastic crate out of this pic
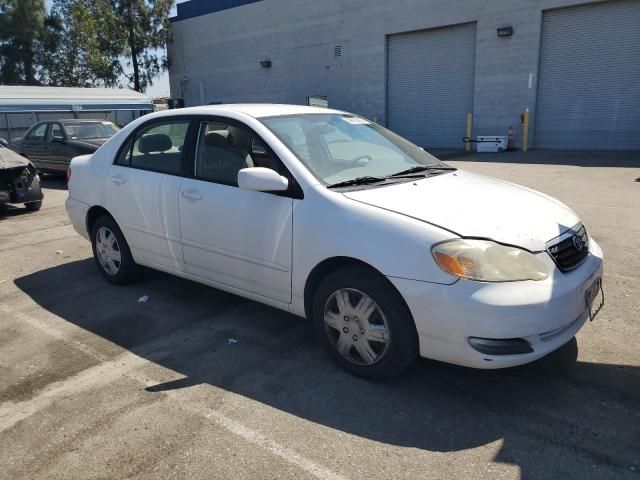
[476,136,507,153]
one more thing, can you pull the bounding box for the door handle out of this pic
[110,175,126,185]
[181,189,203,201]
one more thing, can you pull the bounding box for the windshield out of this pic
[261,114,445,186]
[65,122,119,140]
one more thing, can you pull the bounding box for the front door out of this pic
[178,119,293,303]
[105,118,191,272]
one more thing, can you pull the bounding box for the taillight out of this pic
[66,167,72,182]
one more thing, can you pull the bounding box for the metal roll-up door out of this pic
[535,0,640,150]
[387,23,476,149]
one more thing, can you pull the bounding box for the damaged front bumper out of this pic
[0,164,43,206]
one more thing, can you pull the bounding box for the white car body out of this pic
[66,104,603,370]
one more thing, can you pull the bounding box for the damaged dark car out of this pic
[0,141,43,212]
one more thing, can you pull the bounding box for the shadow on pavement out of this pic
[14,259,640,479]
[0,204,38,219]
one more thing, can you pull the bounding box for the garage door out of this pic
[535,0,640,150]
[387,23,476,149]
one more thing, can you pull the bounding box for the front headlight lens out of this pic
[432,239,548,282]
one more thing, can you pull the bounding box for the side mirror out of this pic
[238,167,289,193]
[52,135,65,143]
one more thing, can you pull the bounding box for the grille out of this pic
[546,224,589,271]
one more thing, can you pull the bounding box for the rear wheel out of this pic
[91,215,140,285]
[312,265,418,380]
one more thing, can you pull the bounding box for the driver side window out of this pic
[195,122,284,186]
[195,122,252,186]
[48,123,64,142]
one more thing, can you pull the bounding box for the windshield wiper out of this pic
[388,165,457,178]
[327,176,387,189]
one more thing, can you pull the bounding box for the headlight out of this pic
[432,239,548,282]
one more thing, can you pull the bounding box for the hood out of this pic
[342,170,580,251]
[9,137,23,148]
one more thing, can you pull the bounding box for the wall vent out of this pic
[334,45,342,57]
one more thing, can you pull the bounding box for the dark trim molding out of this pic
[170,0,263,22]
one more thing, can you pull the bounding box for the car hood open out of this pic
[342,170,580,251]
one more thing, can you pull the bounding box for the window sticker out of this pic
[342,116,371,125]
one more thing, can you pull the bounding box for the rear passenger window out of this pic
[129,121,189,175]
[27,123,48,142]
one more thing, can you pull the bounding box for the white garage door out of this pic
[535,0,640,150]
[387,23,476,149]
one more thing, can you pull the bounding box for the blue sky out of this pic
[44,0,187,98]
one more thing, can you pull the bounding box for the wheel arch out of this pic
[86,205,114,237]
[303,256,404,320]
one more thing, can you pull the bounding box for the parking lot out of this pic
[1,151,639,480]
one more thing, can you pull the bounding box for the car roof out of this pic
[155,103,346,119]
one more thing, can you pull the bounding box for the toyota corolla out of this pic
[65,104,604,379]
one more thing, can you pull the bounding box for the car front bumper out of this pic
[388,239,604,369]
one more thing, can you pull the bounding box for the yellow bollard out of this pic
[465,113,473,152]
[522,110,530,152]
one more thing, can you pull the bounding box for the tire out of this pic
[91,214,140,285]
[312,265,418,380]
[24,200,42,212]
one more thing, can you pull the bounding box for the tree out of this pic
[0,0,59,85]
[40,0,126,87]
[0,0,173,91]
[115,0,173,92]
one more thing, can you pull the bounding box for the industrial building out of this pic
[0,87,154,142]
[168,0,640,151]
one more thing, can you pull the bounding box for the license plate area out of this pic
[585,278,604,322]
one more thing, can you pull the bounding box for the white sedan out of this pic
[66,104,604,379]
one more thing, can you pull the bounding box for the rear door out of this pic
[105,118,192,273]
[22,123,49,169]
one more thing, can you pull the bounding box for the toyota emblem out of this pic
[572,234,584,251]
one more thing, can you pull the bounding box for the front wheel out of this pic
[312,265,418,380]
[91,215,140,285]
[24,200,42,212]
